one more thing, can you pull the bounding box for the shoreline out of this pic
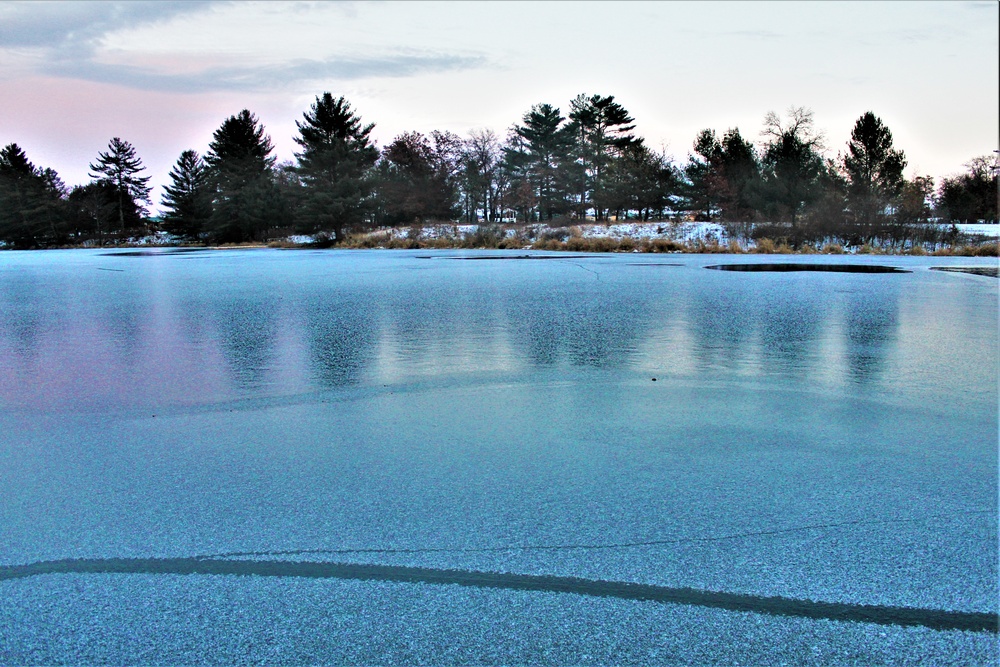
[5,220,999,257]
[8,240,998,257]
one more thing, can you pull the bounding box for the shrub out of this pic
[647,238,684,253]
[423,237,454,249]
[566,236,616,252]
[975,242,999,257]
[387,236,420,249]
[539,227,570,242]
[462,224,503,248]
[754,238,777,254]
[531,238,564,251]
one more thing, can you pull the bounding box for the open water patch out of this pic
[930,266,999,278]
[415,254,597,261]
[101,248,214,257]
[2,557,994,633]
[706,263,909,273]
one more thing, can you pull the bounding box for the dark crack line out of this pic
[193,510,993,560]
[558,260,601,280]
[0,557,994,633]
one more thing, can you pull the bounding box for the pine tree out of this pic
[717,128,760,222]
[88,137,151,233]
[0,143,68,247]
[683,129,723,221]
[569,94,639,220]
[504,103,575,222]
[843,111,906,229]
[161,150,212,240]
[604,142,677,221]
[294,93,378,243]
[68,181,117,246]
[204,109,276,243]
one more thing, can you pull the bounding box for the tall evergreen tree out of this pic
[0,143,67,247]
[67,181,116,245]
[604,142,678,221]
[716,128,760,222]
[683,129,723,220]
[568,94,639,220]
[88,137,151,233]
[294,93,378,243]
[843,111,906,230]
[161,150,212,240]
[204,109,276,243]
[504,103,575,221]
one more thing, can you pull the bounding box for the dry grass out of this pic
[949,242,1000,257]
[303,227,1000,258]
[754,238,777,254]
[531,238,564,251]
[974,242,999,257]
[643,238,685,253]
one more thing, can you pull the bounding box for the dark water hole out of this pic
[930,266,999,278]
[417,255,596,260]
[102,248,214,257]
[706,263,909,273]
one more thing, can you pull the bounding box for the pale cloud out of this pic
[2,1,487,93]
[43,52,488,93]
[0,1,224,49]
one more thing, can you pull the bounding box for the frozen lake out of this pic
[0,249,997,664]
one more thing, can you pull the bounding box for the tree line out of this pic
[1,92,996,249]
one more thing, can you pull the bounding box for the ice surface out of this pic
[0,249,996,664]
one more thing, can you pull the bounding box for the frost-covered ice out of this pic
[2,574,996,665]
[0,249,996,664]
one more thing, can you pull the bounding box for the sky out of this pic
[1,0,997,213]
